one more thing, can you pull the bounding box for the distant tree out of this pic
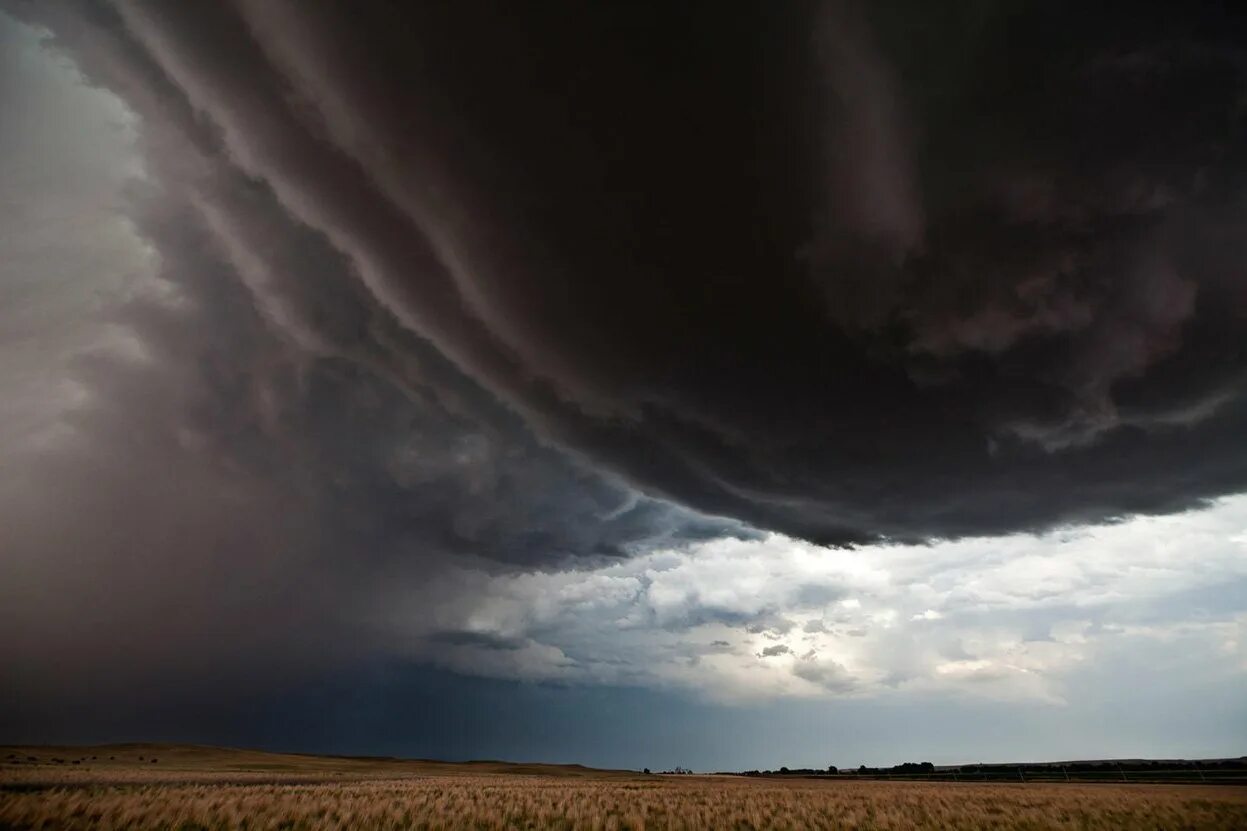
[643,768,651,775]
[780,766,789,774]
[828,765,838,774]
[889,761,935,774]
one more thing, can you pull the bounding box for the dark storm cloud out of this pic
[10,0,1243,545]
[0,1,745,705]
[5,0,1247,758]
[5,0,1247,669]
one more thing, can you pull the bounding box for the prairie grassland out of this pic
[3,772,1247,831]
[0,744,628,782]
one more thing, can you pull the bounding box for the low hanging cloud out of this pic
[3,0,1247,731]
[6,0,1247,548]
[0,6,743,706]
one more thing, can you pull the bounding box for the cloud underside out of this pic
[2,0,1247,713]
[8,0,1247,547]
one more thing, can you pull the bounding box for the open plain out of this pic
[3,745,1246,830]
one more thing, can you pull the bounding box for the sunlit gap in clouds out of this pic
[376,496,1247,705]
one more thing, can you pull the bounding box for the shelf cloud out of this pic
[9,1,1247,546]
[2,0,1246,759]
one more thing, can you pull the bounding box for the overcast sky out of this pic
[1,1,1245,769]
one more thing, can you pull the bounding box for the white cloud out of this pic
[370,495,1247,704]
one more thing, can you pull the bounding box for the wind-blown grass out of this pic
[3,774,1246,830]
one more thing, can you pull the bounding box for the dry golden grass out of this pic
[3,749,1246,830]
[1,744,629,782]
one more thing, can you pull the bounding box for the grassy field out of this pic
[1,743,632,784]
[3,745,1246,830]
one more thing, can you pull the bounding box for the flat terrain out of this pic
[1,743,632,785]
[3,745,1247,830]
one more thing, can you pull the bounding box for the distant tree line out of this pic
[735,764,843,777]
[853,762,934,775]
[732,762,932,777]
[952,759,1247,774]
[722,758,1247,778]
